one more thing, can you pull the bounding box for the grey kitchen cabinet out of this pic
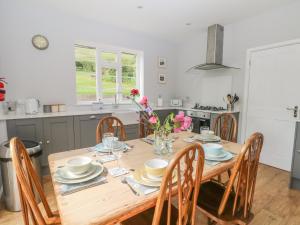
[74,113,111,148]
[290,122,300,189]
[125,124,139,140]
[42,117,75,167]
[7,118,44,144]
[154,109,177,123]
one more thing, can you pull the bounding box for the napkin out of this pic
[98,155,117,163]
[125,176,159,195]
[109,167,129,177]
[59,176,107,196]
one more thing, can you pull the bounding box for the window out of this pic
[75,44,143,104]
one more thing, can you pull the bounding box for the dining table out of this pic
[48,131,243,225]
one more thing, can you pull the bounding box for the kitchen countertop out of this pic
[0,106,239,121]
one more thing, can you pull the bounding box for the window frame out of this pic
[75,42,144,105]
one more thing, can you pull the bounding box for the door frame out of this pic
[241,38,300,142]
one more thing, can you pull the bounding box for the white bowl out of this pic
[66,156,92,175]
[203,143,224,156]
[144,158,168,178]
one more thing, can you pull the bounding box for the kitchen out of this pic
[1,0,300,224]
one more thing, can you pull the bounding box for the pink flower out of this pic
[139,96,148,107]
[174,111,185,122]
[174,127,182,133]
[149,116,157,124]
[182,116,192,130]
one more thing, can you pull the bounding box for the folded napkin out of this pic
[125,176,158,195]
[98,155,117,163]
[59,176,107,196]
[109,167,129,177]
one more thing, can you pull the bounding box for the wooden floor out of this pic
[1,164,300,225]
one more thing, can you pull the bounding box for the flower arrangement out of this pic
[129,89,192,136]
[0,78,6,102]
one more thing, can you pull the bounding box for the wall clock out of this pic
[32,34,49,50]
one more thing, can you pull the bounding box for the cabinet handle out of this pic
[46,140,50,144]
[89,115,96,119]
[39,141,43,145]
[296,150,300,153]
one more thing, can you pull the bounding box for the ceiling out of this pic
[40,0,297,43]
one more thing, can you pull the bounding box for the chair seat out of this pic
[197,181,248,222]
[121,202,179,225]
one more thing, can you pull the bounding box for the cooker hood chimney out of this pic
[187,24,239,71]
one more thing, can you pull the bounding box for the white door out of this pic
[244,42,300,171]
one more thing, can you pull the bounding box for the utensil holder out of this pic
[227,104,234,111]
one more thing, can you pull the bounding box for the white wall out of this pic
[176,0,300,139]
[0,0,178,106]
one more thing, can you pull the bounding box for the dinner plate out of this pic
[134,169,177,187]
[57,163,97,180]
[93,142,126,153]
[194,134,221,142]
[204,150,233,162]
[54,162,104,184]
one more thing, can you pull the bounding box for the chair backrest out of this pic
[152,143,205,225]
[10,137,57,225]
[213,113,238,142]
[96,116,127,143]
[139,116,154,138]
[218,132,264,218]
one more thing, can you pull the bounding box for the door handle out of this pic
[287,106,298,118]
[89,115,96,119]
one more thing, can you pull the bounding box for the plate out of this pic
[93,142,126,153]
[133,169,177,187]
[54,162,104,184]
[194,134,221,142]
[57,163,97,180]
[204,150,233,162]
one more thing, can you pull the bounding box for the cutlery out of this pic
[121,177,140,196]
[61,177,107,196]
[141,138,154,145]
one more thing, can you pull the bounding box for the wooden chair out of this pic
[212,113,238,182]
[212,113,238,143]
[139,116,154,138]
[10,137,60,225]
[196,132,264,225]
[121,143,205,225]
[96,116,127,143]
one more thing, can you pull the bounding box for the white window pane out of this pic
[101,52,117,62]
[121,53,137,99]
[102,67,116,103]
[75,46,96,102]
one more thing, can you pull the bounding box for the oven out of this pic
[186,110,211,134]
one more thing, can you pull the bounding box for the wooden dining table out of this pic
[48,131,243,225]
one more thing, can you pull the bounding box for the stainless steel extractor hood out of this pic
[187,24,239,71]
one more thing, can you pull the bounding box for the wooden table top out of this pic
[48,131,243,225]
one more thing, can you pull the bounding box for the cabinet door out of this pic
[74,114,111,148]
[43,117,74,166]
[125,124,139,140]
[7,119,43,144]
[154,109,177,123]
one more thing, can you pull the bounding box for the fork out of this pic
[121,177,140,196]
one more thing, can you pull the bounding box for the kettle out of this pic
[25,98,39,114]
